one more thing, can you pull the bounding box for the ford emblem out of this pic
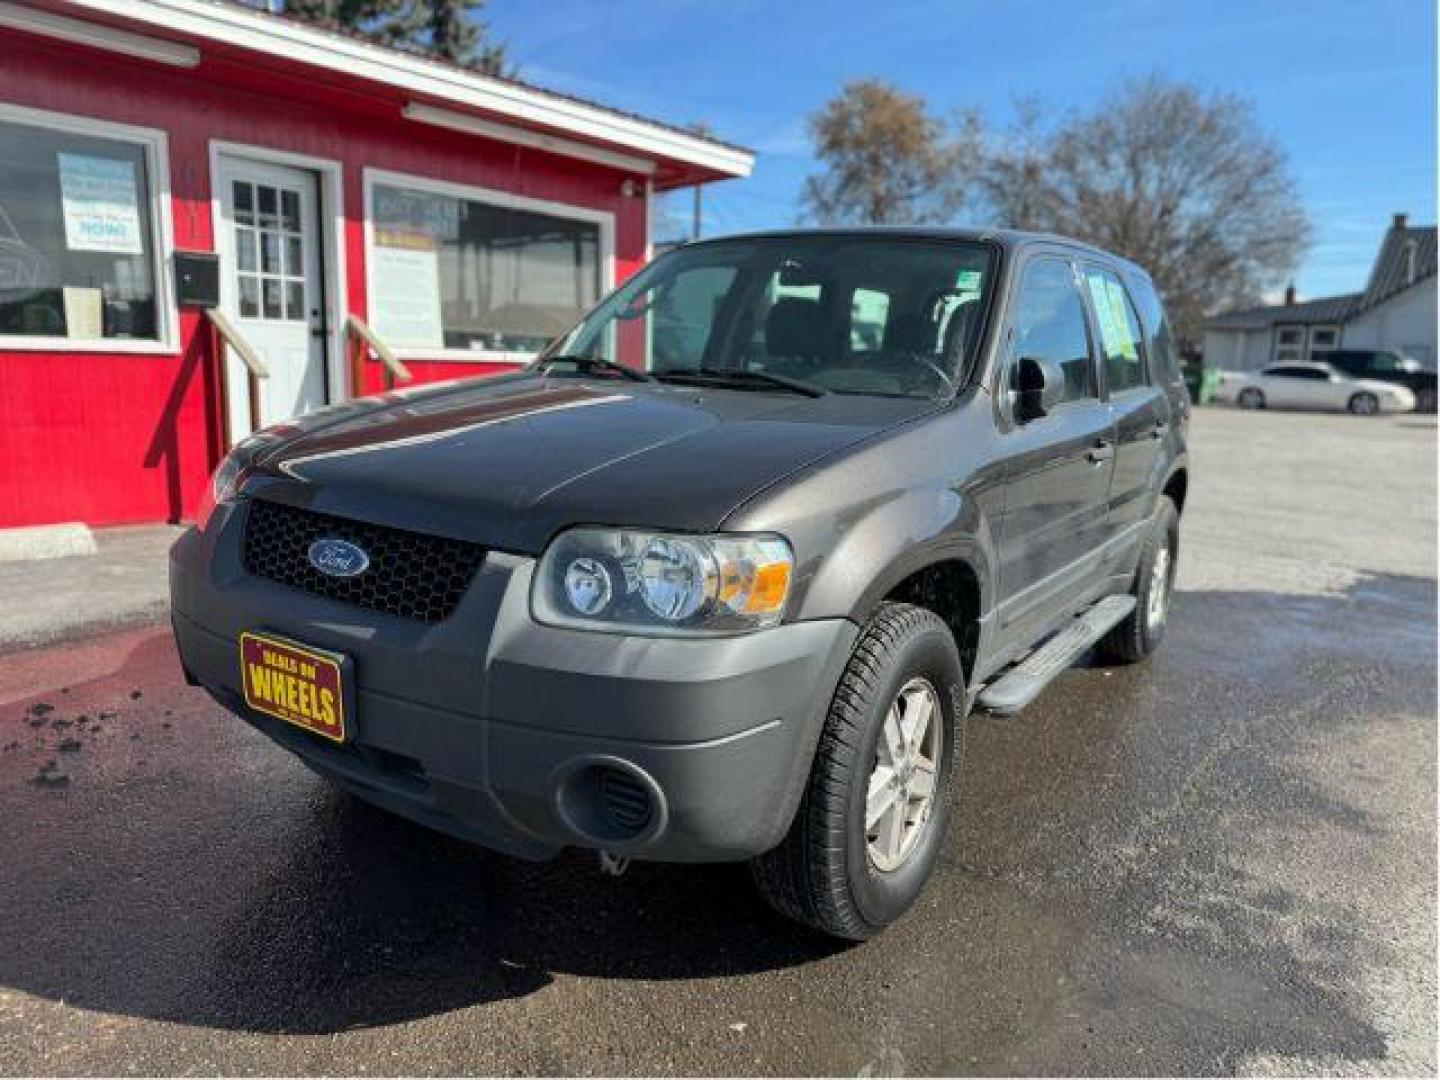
[307,537,370,578]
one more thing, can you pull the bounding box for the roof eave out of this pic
[42,0,755,184]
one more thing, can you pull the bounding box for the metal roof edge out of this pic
[50,0,755,179]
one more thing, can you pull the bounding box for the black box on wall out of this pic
[173,251,220,308]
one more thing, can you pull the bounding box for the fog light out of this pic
[563,557,613,615]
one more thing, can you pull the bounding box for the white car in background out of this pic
[1214,361,1416,416]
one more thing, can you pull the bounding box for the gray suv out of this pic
[170,229,1189,939]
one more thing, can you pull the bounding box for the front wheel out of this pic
[1348,392,1380,416]
[1414,387,1436,413]
[751,602,963,940]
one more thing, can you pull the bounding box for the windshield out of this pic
[543,236,997,399]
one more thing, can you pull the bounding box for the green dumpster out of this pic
[1183,363,1219,405]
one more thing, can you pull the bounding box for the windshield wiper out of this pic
[654,366,828,398]
[533,355,655,383]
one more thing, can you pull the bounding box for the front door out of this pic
[995,255,1116,639]
[1259,366,1322,409]
[218,156,327,439]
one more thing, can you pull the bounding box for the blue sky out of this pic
[487,0,1436,300]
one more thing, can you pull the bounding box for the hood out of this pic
[245,374,934,553]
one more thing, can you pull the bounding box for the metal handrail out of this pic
[205,307,268,446]
[345,315,412,390]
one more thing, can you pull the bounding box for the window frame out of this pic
[1308,325,1339,352]
[0,100,177,354]
[1078,261,1150,398]
[996,251,1101,426]
[362,167,615,364]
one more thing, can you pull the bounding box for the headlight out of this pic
[196,428,292,529]
[211,449,247,506]
[533,527,793,636]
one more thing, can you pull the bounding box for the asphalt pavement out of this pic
[0,408,1434,1075]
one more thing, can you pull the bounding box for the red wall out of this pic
[0,33,649,528]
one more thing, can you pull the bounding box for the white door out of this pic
[218,156,327,439]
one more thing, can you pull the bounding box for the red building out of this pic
[0,0,752,529]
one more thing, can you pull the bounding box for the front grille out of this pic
[241,498,486,623]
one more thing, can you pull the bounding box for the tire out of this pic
[1237,388,1265,410]
[1348,392,1379,416]
[1414,387,1436,413]
[751,602,964,940]
[1095,496,1180,664]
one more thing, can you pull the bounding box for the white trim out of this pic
[362,166,615,363]
[208,141,348,407]
[62,0,753,181]
[0,2,199,66]
[643,177,654,370]
[403,103,655,177]
[643,178,655,264]
[0,100,178,353]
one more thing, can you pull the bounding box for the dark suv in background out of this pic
[171,229,1189,939]
[1326,349,1436,412]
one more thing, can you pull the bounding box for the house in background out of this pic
[0,0,752,531]
[1204,214,1437,372]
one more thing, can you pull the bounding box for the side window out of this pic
[1082,266,1146,392]
[849,287,890,352]
[1129,276,1179,381]
[648,265,737,371]
[1009,258,1095,404]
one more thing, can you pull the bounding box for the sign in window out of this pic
[0,117,159,342]
[370,182,601,355]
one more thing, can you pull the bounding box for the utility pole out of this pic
[692,182,703,240]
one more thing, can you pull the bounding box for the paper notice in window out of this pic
[62,287,103,339]
[1086,275,1138,360]
[371,244,444,349]
[58,154,144,254]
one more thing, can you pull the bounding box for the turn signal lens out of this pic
[744,559,791,615]
[534,528,793,637]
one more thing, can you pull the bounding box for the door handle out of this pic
[1086,440,1114,464]
[1150,421,1169,440]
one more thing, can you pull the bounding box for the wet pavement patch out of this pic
[28,759,68,787]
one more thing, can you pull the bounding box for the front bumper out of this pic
[169,502,857,863]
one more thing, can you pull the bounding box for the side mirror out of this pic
[1016,356,1066,419]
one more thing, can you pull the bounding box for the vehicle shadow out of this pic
[0,571,1432,1044]
[189,796,851,1033]
[0,627,847,1035]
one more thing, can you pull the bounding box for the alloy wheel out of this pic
[1146,538,1172,631]
[865,677,943,873]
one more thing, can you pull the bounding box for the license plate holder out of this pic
[238,631,351,743]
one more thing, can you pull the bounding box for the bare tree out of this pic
[980,77,1310,348]
[801,80,976,226]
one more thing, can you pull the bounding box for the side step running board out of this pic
[976,594,1137,716]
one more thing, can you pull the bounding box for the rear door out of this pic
[1079,263,1170,536]
[995,254,1116,636]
